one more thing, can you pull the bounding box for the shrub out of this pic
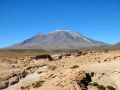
[90,82,116,90]
[97,85,106,90]
[33,80,45,88]
[92,82,99,86]
[21,86,25,89]
[106,86,116,90]
[70,65,79,69]
[104,49,108,53]
[91,72,94,77]
[50,66,57,70]
[21,86,29,89]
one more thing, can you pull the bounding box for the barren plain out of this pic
[0,50,120,90]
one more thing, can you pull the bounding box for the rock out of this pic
[21,70,27,79]
[52,54,62,60]
[61,53,72,59]
[34,54,53,61]
[9,76,19,86]
[78,73,92,89]
[25,66,35,74]
[0,80,9,89]
[75,52,88,57]
[63,53,71,56]
[40,70,90,90]
[26,69,35,74]
[63,84,79,90]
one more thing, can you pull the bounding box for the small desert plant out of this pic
[70,65,79,69]
[104,49,108,53]
[90,72,94,77]
[97,85,106,90]
[33,80,45,88]
[91,82,115,90]
[21,86,29,89]
[106,86,116,90]
[98,61,101,63]
[49,65,57,70]
[92,82,99,86]
[21,86,25,89]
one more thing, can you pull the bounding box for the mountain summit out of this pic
[8,30,107,50]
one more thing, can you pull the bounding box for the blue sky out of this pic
[0,0,120,48]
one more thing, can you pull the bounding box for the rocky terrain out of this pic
[0,50,120,90]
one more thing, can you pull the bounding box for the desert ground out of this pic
[0,50,120,90]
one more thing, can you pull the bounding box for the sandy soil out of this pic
[0,50,120,90]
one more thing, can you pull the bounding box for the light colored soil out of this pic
[80,61,120,90]
[0,50,120,90]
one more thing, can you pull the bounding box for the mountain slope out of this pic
[114,42,120,46]
[8,30,107,50]
[112,42,120,49]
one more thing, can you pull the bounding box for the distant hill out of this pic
[7,30,108,50]
[114,42,120,46]
[113,42,120,49]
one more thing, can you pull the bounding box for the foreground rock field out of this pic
[0,50,120,90]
